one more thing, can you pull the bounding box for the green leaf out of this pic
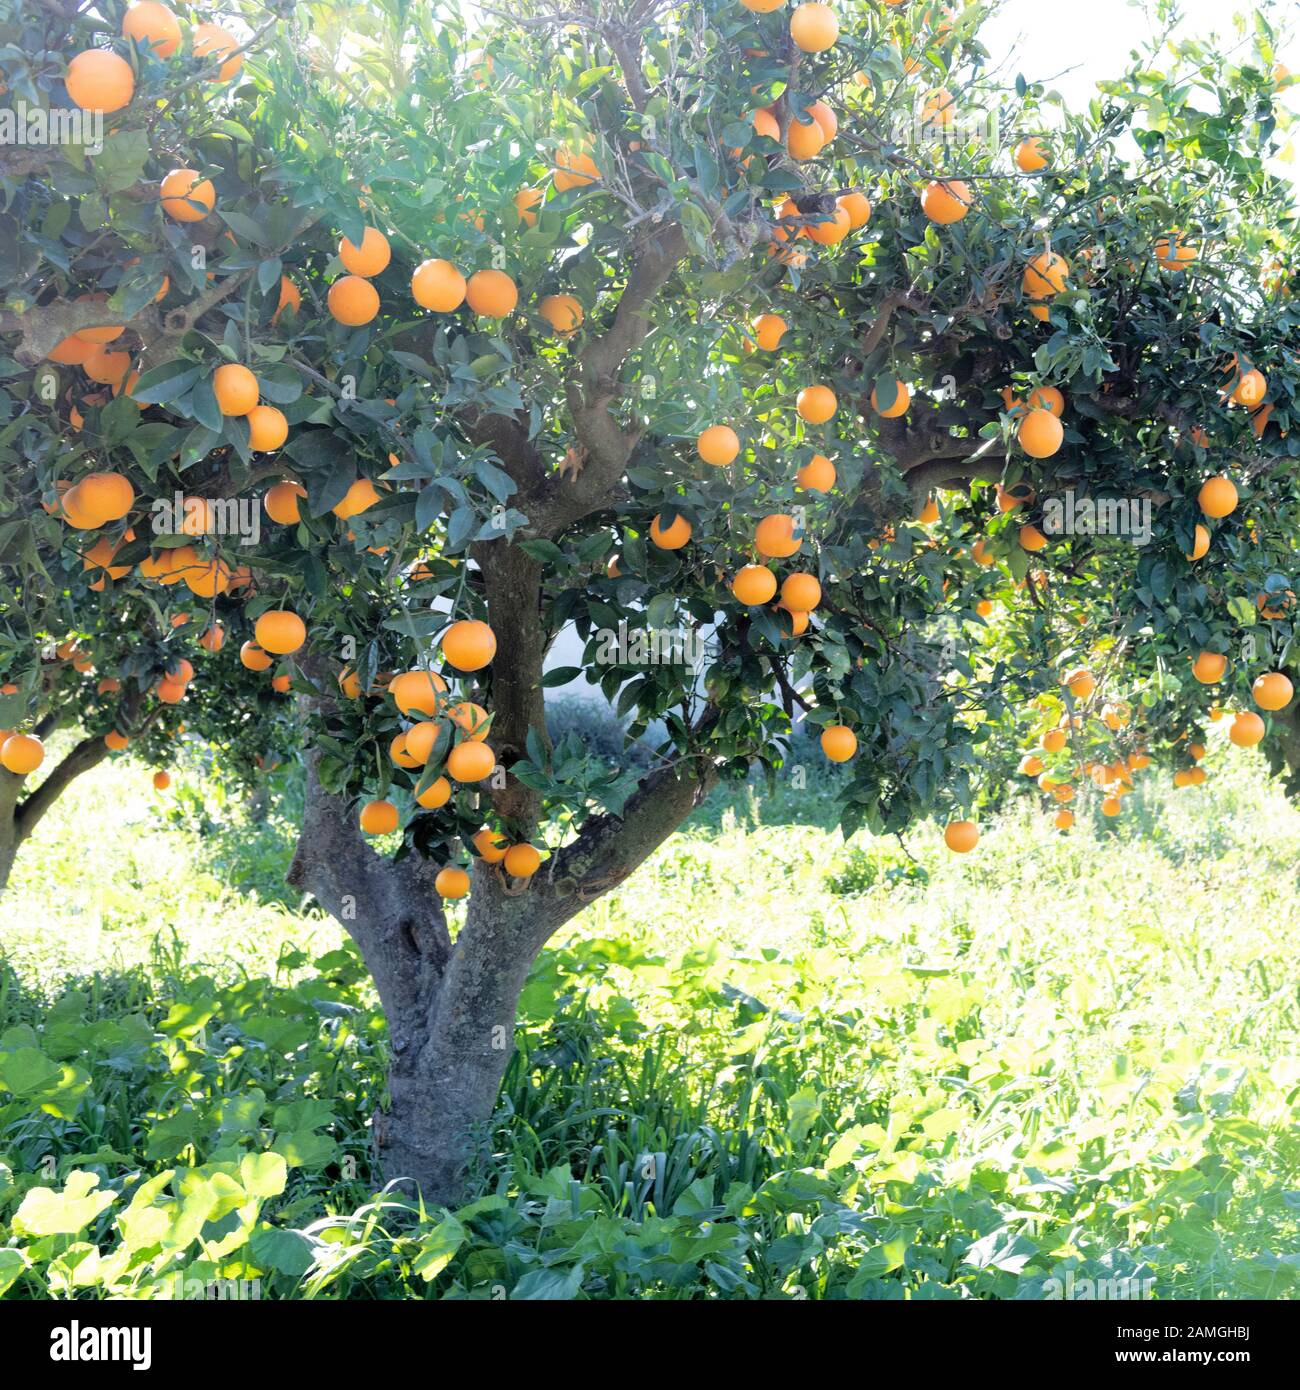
[130,359,202,406]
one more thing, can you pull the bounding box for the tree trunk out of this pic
[287,723,716,1205]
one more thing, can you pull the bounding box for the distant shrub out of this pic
[546,697,655,769]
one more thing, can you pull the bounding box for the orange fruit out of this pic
[83,346,131,386]
[754,513,801,559]
[442,619,497,671]
[1231,368,1267,407]
[473,828,510,863]
[503,843,541,878]
[254,610,306,655]
[240,642,273,672]
[49,335,97,365]
[917,496,940,524]
[389,732,420,769]
[920,180,971,224]
[740,0,785,9]
[797,384,837,423]
[553,147,601,192]
[1155,234,1195,270]
[1023,251,1070,298]
[264,480,306,524]
[446,701,491,740]
[806,205,850,244]
[1197,475,1237,519]
[332,478,382,519]
[184,557,231,597]
[796,454,835,491]
[1,733,44,774]
[247,404,288,452]
[1187,524,1210,561]
[650,513,692,549]
[412,258,467,311]
[820,725,857,762]
[122,4,181,58]
[77,471,135,522]
[271,673,291,693]
[196,623,225,654]
[1063,667,1095,700]
[1229,711,1265,747]
[1054,809,1074,830]
[1019,524,1047,552]
[328,275,380,326]
[435,866,471,898]
[1252,671,1293,711]
[1018,409,1063,458]
[780,572,822,612]
[1015,137,1047,172]
[944,820,979,852]
[1100,796,1121,817]
[213,363,259,416]
[538,294,583,334]
[153,770,172,790]
[447,740,495,782]
[751,313,787,350]
[339,227,390,277]
[104,730,129,751]
[697,425,740,466]
[1028,385,1064,415]
[837,191,872,229]
[359,799,399,835]
[272,276,301,323]
[159,168,215,222]
[778,605,810,636]
[1192,651,1227,683]
[1019,754,1045,776]
[417,776,452,809]
[731,565,777,605]
[514,188,544,225]
[466,269,519,318]
[65,49,135,113]
[870,380,910,417]
[389,669,448,716]
[790,2,838,52]
[336,667,362,699]
[192,23,242,81]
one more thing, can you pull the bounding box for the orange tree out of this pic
[1,0,1298,1199]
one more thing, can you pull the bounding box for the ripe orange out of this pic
[504,843,542,878]
[360,799,399,835]
[264,480,306,525]
[122,4,181,58]
[780,573,822,612]
[104,730,129,751]
[943,820,979,852]
[339,227,390,277]
[337,667,362,699]
[254,610,306,655]
[83,346,132,386]
[1063,667,1095,700]
[870,380,910,418]
[1019,754,1045,777]
[156,678,185,705]
[790,2,838,52]
[806,205,850,245]
[412,258,467,311]
[1197,475,1237,518]
[66,49,135,113]
[389,732,420,769]
[751,314,787,351]
[160,169,215,222]
[49,335,97,365]
[786,116,825,160]
[273,276,301,323]
[920,180,972,224]
[271,673,291,693]
[1101,795,1121,817]
[1,734,44,774]
[697,425,740,466]
[732,565,777,605]
[435,866,471,898]
[328,275,380,326]
[1018,408,1063,458]
[417,776,452,810]
[153,770,172,790]
[1229,711,1265,747]
[443,619,497,671]
[1054,809,1074,830]
[184,557,231,598]
[538,294,583,334]
[1252,671,1293,711]
[1023,251,1070,298]
[796,454,835,491]
[77,471,135,522]
[447,740,495,782]
[740,0,785,9]
[192,23,242,81]
[1231,368,1267,407]
[247,404,288,452]
[797,384,837,423]
[1155,234,1195,270]
[514,188,543,225]
[1028,385,1064,415]
[240,642,272,671]
[1041,727,1067,753]
[837,191,871,229]
[389,669,448,716]
[1015,137,1047,172]
[778,604,810,636]
[820,725,857,762]
[1187,524,1210,561]
[754,513,801,559]
[446,702,491,741]
[553,147,601,192]
[473,828,509,863]
[213,363,259,416]
[917,496,940,524]
[332,478,382,519]
[1192,651,1227,683]
[466,269,519,318]
[1019,523,1047,553]
[650,513,692,549]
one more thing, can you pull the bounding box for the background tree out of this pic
[1,0,1297,1201]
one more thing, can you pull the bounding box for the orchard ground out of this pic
[2,728,1299,1299]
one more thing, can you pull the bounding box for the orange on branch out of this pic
[417,776,452,810]
[389,669,448,716]
[65,49,135,113]
[731,565,778,605]
[339,227,391,277]
[790,2,838,52]
[1197,475,1237,518]
[797,384,837,423]
[870,380,910,418]
[360,800,399,836]
[254,610,306,655]
[780,572,822,612]
[920,180,972,224]
[820,725,857,762]
[1252,672,1293,711]
[466,269,519,318]
[412,259,467,312]
[264,480,306,525]
[328,276,380,326]
[754,513,801,559]
[796,454,835,491]
[159,169,215,222]
[650,513,692,550]
[247,405,288,452]
[212,363,259,416]
[944,820,979,852]
[697,425,740,466]
[442,619,497,671]
[1018,408,1063,458]
[435,866,471,899]
[447,740,496,782]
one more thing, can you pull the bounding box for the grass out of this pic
[2,729,1300,1299]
